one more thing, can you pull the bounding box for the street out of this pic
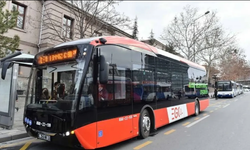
[1,93,249,150]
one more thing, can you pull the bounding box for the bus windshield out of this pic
[217,81,232,91]
[26,47,90,112]
[185,85,194,92]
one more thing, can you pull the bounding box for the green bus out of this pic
[184,82,209,98]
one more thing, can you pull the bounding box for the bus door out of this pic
[96,45,133,148]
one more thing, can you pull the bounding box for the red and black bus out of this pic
[10,36,209,149]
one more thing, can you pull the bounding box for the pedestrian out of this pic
[178,90,182,100]
[15,92,19,112]
[214,88,218,100]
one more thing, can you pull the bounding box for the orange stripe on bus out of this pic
[74,100,209,149]
[154,108,169,128]
[186,102,195,116]
[199,99,209,111]
[74,123,97,150]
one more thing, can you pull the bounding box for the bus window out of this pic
[98,45,132,108]
[79,60,94,110]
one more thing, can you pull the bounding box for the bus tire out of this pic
[194,100,200,116]
[139,109,151,139]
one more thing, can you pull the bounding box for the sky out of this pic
[115,1,250,60]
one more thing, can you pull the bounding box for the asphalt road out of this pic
[1,93,249,150]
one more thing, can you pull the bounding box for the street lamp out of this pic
[193,11,210,63]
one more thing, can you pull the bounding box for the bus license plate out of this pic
[38,133,51,141]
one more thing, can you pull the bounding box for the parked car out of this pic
[244,89,249,92]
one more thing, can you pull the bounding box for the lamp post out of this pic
[193,11,210,63]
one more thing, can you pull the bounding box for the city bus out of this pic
[1,36,209,149]
[215,80,237,98]
[184,82,209,98]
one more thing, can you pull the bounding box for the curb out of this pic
[0,132,28,143]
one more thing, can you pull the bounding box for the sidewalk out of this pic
[0,96,28,143]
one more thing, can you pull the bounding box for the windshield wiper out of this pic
[49,66,57,73]
[71,63,82,70]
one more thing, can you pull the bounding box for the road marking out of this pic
[223,104,230,108]
[235,99,238,102]
[20,141,32,150]
[210,110,213,113]
[0,139,36,149]
[164,129,176,135]
[134,141,152,150]
[203,113,207,116]
[182,122,190,126]
[186,115,210,128]
[194,117,199,120]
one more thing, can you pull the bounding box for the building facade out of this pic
[3,0,132,94]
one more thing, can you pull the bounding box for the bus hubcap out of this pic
[143,116,150,132]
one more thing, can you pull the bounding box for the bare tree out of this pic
[218,48,250,80]
[164,43,179,55]
[204,64,220,85]
[198,27,235,81]
[43,0,131,42]
[160,5,229,63]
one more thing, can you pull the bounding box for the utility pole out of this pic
[193,11,210,63]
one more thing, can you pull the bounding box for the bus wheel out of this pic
[139,109,151,139]
[194,100,200,116]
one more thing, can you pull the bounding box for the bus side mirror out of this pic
[99,55,109,84]
[1,61,13,80]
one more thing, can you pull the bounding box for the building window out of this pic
[12,1,26,29]
[63,16,73,39]
[93,30,102,37]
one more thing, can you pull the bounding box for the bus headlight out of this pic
[29,120,32,126]
[65,131,70,136]
[64,131,74,136]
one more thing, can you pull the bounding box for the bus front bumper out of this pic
[217,93,232,98]
[25,126,81,148]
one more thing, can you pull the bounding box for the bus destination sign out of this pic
[37,49,77,65]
